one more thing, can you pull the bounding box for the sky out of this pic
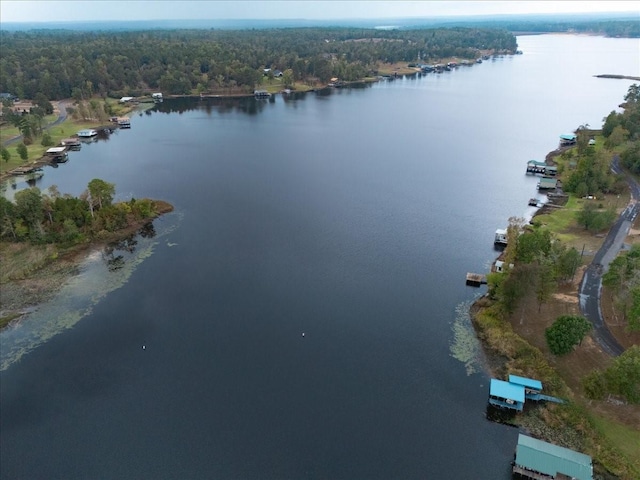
[1,1,638,23]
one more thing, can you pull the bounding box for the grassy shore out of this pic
[472,136,640,479]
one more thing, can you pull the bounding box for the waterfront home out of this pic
[513,434,593,480]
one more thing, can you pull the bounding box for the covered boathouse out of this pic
[513,434,593,480]
[489,378,525,411]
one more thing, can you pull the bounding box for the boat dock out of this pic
[466,273,487,286]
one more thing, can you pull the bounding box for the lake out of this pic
[1,34,638,479]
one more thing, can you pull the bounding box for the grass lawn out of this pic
[591,414,640,474]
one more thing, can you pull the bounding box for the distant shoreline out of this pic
[595,74,640,81]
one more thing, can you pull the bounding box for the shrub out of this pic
[545,315,592,355]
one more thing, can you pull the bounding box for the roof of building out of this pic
[46,147,66,153]
[527,160,546,166]
[495,228,507,235]
[490,379,525,403]
[560,133,577,139]
[509,375,542,391]
[539,178,558,188]
[516,434,592,480]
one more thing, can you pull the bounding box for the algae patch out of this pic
[450,300,483,375]
[0,213,181,371]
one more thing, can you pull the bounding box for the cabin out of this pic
[537,177,558,190]
[559,134,577,146]
[488,378,525,411]
[494,228,508,245]
[513,434,593,480]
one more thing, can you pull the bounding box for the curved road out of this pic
[578,156,638,357]
[2,99,72,147]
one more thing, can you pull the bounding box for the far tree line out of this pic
[0,27,517,99]
[0,179,158,245]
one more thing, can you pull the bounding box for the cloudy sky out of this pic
[1,1,638,23]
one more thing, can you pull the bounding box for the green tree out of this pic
[1,147,10,163]
[16,142,28,161]
[282,69,295,88]
[40,132,54,147]
[516,228,552,263]
[14,187,44,242]
[545,315,592,355]
[87,178,115,213]
[584,346,640,403]
[535,261,556,312]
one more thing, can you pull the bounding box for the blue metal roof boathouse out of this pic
[489,378,525,411]
[489,375,564,412]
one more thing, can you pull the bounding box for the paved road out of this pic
[2,99,72,147]
[578,156,638,357]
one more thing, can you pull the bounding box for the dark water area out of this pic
[1,35,638,479]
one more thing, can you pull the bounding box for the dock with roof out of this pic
[513,433,593,480]
[488,375,564,412]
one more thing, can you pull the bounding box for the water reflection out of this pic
[0,216,170,372]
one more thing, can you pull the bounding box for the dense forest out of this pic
[0,27,517,99]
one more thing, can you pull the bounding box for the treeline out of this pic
[451,19,640,37]
[0,27,517,99]
[0,179,160,245]
[601,84,640,175]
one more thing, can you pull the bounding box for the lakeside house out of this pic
[513,434,593,480]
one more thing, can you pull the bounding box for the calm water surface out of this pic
[1,34,638,479]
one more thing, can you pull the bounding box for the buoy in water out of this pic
[302,333,305,337]
[142,345,146,350]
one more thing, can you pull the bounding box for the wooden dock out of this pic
[466,273,487,286]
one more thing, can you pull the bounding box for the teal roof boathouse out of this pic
[489,378,525,411]
[513,434,593,480]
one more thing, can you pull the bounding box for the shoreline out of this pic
[469,142,639,478]
[0,200,174,330]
